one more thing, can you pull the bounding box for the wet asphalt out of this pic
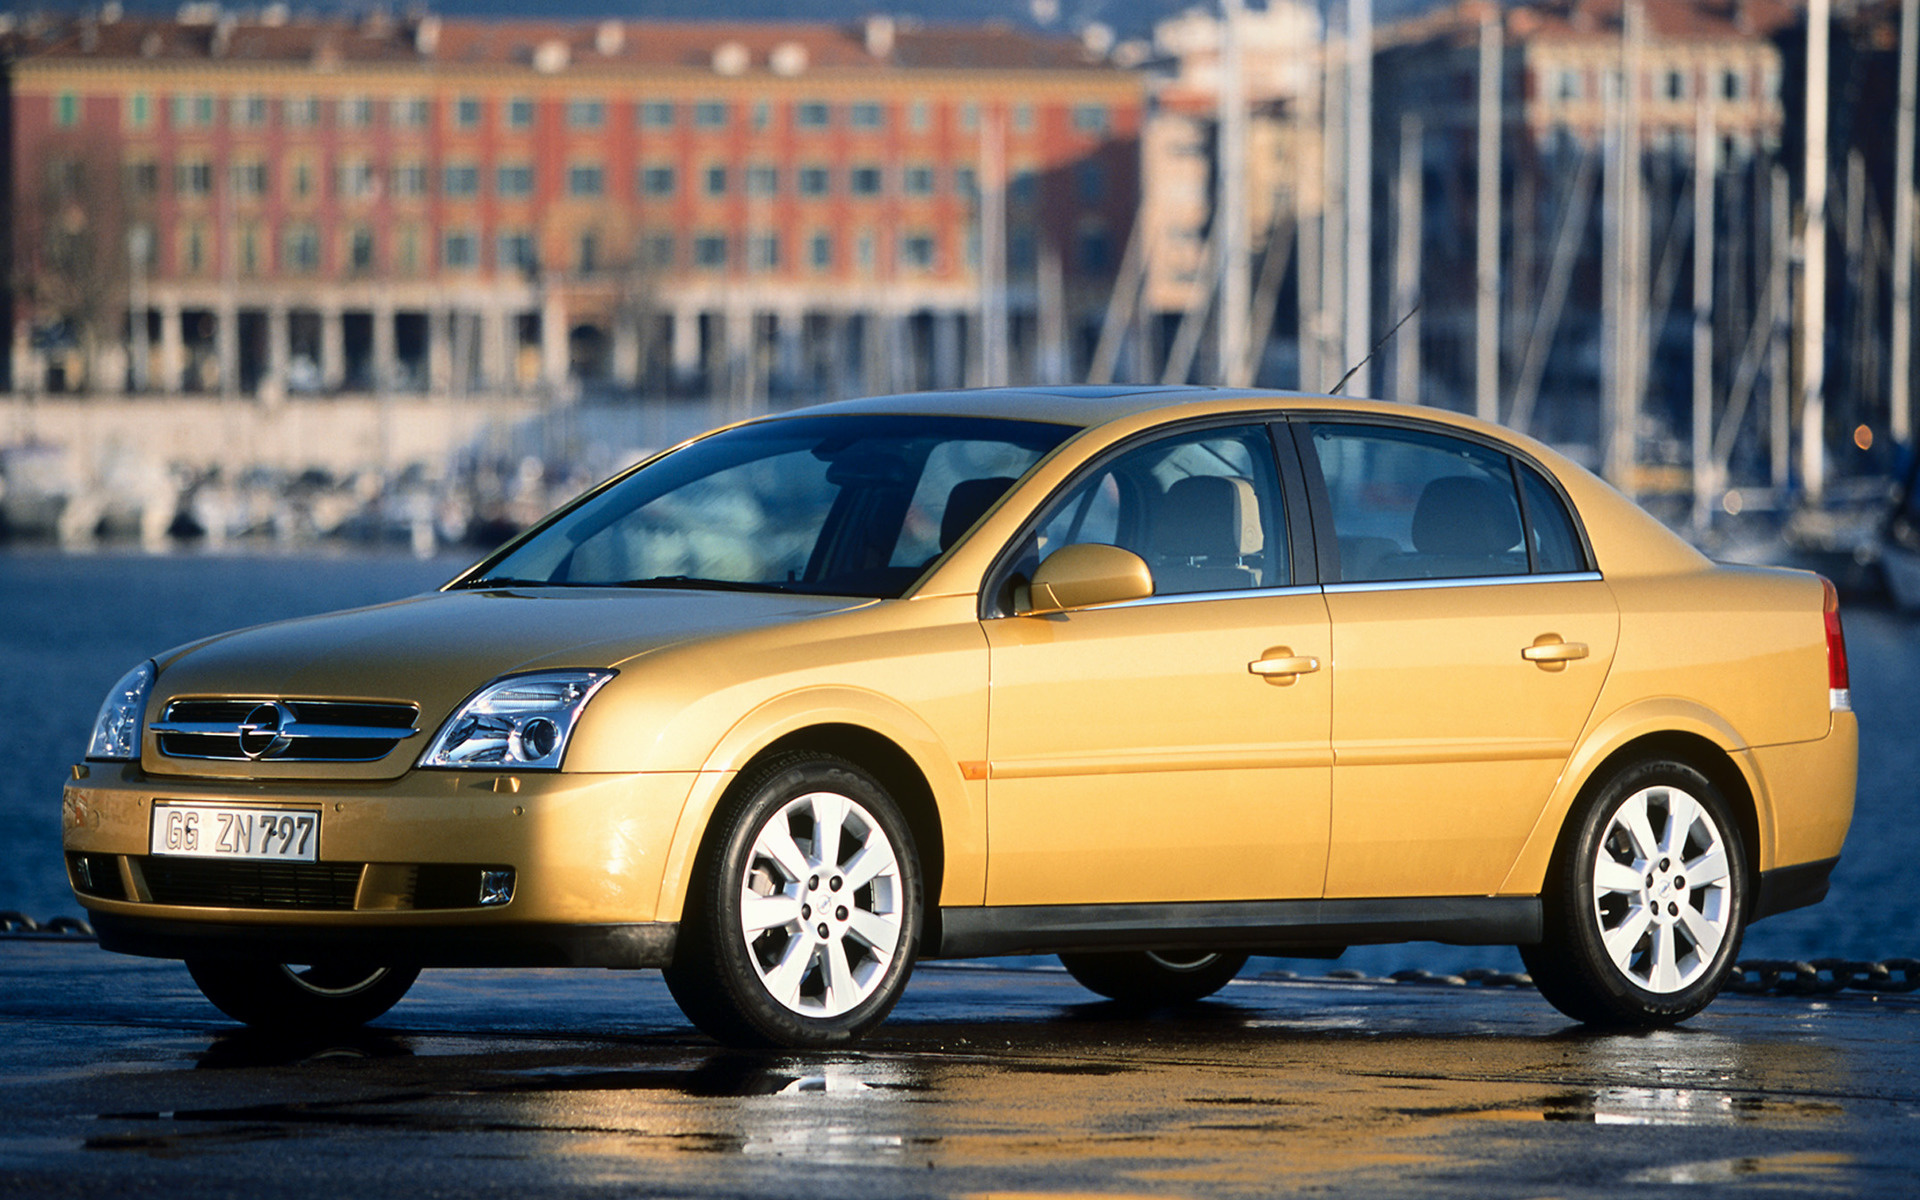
[1,938,1914,1198]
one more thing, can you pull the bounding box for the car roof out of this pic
[789,385,1431,432]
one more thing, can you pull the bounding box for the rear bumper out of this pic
[1751,856,1838,922]
[91,910,678,969]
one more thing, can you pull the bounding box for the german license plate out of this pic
[150,803,319,862]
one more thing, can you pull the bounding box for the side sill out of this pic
[928,897,1542,959]
[1751,857,1838,922]
[90,912,678,969]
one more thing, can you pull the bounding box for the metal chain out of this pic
[0,913,94,938]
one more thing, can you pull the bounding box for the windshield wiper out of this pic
[450,575,581,590]
[615,575,795,593]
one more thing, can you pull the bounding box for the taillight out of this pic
[1820,575,1851,710]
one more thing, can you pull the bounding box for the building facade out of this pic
[6,11,1142,400]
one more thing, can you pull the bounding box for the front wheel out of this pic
[1059,950,1249,1006]
[185,960,420,1031]
[1522,758,1747,1027]
[664,753,922,1049]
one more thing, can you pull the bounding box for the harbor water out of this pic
[2,548,1914,975]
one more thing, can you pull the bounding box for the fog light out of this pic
[479,869,515,907]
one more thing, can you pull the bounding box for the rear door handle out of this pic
[1249,651,1321,683]
[1521,637,1589,665]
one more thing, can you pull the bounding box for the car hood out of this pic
[143,586,872,781]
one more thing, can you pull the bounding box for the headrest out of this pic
[1410,475,1521,558]
[1153,475,1263,559]
[940,476,1018,550]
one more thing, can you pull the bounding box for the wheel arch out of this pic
[653,689,977,926]
[1501,701,1766,901]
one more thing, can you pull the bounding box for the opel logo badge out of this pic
[237,702,295,760]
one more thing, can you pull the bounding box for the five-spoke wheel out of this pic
[665,753,921,1048]
[1523,758,1747,1027]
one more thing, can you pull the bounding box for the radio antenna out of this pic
[1327,304,1421,397]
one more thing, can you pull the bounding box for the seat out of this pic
[939,476,1018,551]
[1146,475,1264,593]
[1406,475,1523,578]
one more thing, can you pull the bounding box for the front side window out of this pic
[1310,423,1571,583]
[467,415,1075,599]
[1000,424,1289,606]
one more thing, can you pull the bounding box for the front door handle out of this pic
[1521,636,1589,668]
[1249,649,1321,684]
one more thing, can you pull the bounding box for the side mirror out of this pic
[1021,544,1155,615]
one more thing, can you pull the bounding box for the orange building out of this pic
[5,10,1142,399]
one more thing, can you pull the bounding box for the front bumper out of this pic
[61,761,703,963]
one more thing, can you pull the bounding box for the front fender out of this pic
[649,686,984,922]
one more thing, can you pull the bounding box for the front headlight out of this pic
[419,669,615,770]
[87,660,156,761]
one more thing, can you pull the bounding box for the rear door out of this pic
[1298,420,1619,899]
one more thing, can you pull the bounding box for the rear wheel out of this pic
[185,960,420,1031]
[1059,949,1249,1006]
[664,753,922,1049]
[1523,758,1746,1027]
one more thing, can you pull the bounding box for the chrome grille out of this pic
[153,699,419,762]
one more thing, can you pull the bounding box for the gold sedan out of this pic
[62,388,1856,1047]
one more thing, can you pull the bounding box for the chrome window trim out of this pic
[1055,583,1326,614]
[1323,570,1603,595]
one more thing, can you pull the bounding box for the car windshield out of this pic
[461,414,1077,598]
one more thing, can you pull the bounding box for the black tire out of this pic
[1059,950,1249,1006]
[1522,758,1748,1027]
[664,752,922,1049]
[185,960,420,1032]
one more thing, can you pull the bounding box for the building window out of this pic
[1665,69,1687,101]
[797,165,830,197]
[454,96,482,129]
[286,224,321,272]
[393,161,428,198]
[577,232,600,275]
[443,164,479,198]
[849,165,883,197]
[641,164,677,197]
[1010,228,1036,272]
[796,101,830,129]
[1013,102,1034,133]
[126,160,158,197]
[292,160,315,199]
[954,166,978,198]
[507,96,535,129]
[1076,161,1106,204]
[172,94,215,128]
[909,100,929,132]
[752,101,772,131]
[126,93,151,130]
[337,160,378,200]
[639,100,675,128]
[568,164,605,197]
[232,94,269,128]
[693,100,729,128]
[398,226,421,274]
[693,233,728,269]
[809,231,832,270]
[498,231,537,272]
[748,232,780,272]
[1009,167,1038,205]
[704,164,728,196]
[393,96,430,129]
[175,159,213,197]
[497,164,534,198]
[1556,69,1582,101]
[902,165,935,196]
[1073,104,1110,135]
[849,101,884,131]
[1077,228,1112,273]
[746,164,778,196]
[284,96,319,128]
[1722,68,1746,101]
[349,227,376,273]
[645,233,674,268]
[900,233,936,271]
[856,230,875,273]
[567,98,605,129]
[443,230,478,269]
[339,95,374,129]
[231,160,270,199]
[959,102,979,132]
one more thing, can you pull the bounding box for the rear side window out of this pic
[1310,423,1528,583]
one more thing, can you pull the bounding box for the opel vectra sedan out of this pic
[63,387,1856,1047]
